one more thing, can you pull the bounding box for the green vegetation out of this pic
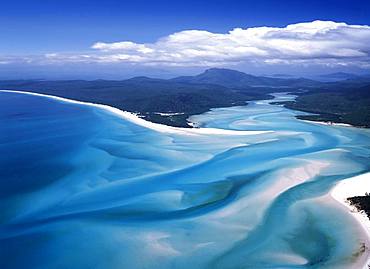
[0,76,273,127]
[0,68,369,128]
[172,68,319,88]
[347,194,370,220]
[284,84,370,127]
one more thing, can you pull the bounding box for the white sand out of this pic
[154,112,185,116]
[2,89,369,266]
[0,90,271,136]
[302,119,352,127]
[331,172,370,268]
[212,160,330,220]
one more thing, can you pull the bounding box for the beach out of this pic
[302,119,353,127]
[0,90,270,137]
[331,173,370,268]
[1,89,370,269]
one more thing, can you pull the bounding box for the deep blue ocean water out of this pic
[0,91,370,268]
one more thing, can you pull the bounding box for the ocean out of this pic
[1,91,369,269]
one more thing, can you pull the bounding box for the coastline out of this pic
[302,119,353,127]
[0,90,270,137]
[331,172,370,268]
[2,89,370,267]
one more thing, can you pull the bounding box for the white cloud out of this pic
[87,20,370,68]
[2,20,370,69]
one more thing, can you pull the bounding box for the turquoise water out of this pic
[0,91,369,269]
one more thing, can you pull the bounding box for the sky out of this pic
[1,0,370,79]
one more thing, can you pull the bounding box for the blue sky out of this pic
[1,0,370,79]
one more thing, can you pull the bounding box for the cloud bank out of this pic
[87,20,370,68]
[3,21,370,69]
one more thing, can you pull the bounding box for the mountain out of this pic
[172,68,319,88]
[317,72,361,81]
[0,68,369,128]
[284,82,370,127]
[0,77,271,128]
[172,68,260,87]
[269,74,295,78]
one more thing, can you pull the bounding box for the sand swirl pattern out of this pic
[0,91,369,269]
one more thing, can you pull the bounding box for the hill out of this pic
[0,77,274,127]
[318,72,361,81]
[283,83,370,127]
[1,68,369,128]
[172,68,319,88]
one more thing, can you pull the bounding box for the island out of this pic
[0,68,369,128]
[348,195,370,220]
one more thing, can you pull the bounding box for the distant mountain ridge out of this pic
[1,68,369,127]
[0,70,281,127]
[318,72,361,81]
[172,68,319,88]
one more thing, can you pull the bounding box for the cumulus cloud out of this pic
[87,20,370,68]
[3,20,370,69]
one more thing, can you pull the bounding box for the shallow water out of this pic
[0,91,369,269]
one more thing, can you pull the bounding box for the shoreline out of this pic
[2,89,370,267]
[0,90,271,137]
[301,119,353,127]
[331,172,370,268]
